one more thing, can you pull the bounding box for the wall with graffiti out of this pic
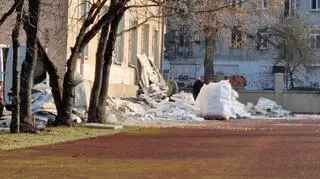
[164,60,276,89]
[163,58,320,90]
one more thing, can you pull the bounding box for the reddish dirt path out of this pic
[1,120,320,178]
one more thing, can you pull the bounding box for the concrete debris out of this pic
[171,91,195,105]
[0,116,11,128]
[102,113,118,124]
[195,80,290,120]
[85,123,123,129]
[72,107,88,122]
[110,80,292,122]
[249,97,292,117]
[138,94,158,108]
[111,91,204,121]
[137,54,165,89]
[31,82,87,127]
[137,54,169,103]
[145,100,203,121]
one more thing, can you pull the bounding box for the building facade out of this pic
[164,0,320,90]
[0,0,164,102]
[67,0,164,99]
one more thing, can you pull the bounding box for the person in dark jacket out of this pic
[193,78,204,100]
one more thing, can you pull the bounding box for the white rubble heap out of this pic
[109,91,204,121]
[0,54,293,128]
[108,86,292,122]
[248,97,291,117]
[109,54,292,122]
[31,83,85,128]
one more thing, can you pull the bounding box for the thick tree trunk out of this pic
[97,12,124,122]
[21,10,63,114]
[20,0,40,121]
[55,56,77,126]
[10,0,24,133]
[55,21,96,126]
[37,40,62,106]
[87,24,110,123]
[204,34,214,84]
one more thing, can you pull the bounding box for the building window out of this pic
[231,26,242,48]
[231,0,243,8]
[129,20,138,66]
[259,34,268,49]
[83,0,91,18]
[82,45,89,60]
[225,0,245,8]
[179,25,190,47]
[260,0,268,8]
[257,29,268,49]
[311,0,320,10]
[141,24,150,57]
[178,25,193,57]
[153,29,160,68]
[114,16,124,64]
[284,0,299,17]
[310,34,320,49]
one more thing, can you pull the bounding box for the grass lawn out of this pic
[0,125,132,150]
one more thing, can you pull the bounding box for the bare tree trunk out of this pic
[37,40,62,106]
[55,21,96,126]
[10,0,24,133]
[87,24,110,123]
[0,0,23,27]
[55,52,79,126]
[97,12,124,122]
[289,71,294,89]
[55,1,119,126]
[20,10,63,112]
[20,0,40,121]
[204,34,214,84]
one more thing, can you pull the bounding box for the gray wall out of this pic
[237,90,320,114]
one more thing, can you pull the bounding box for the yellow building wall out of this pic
[66,0,164,98]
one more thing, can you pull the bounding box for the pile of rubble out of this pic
[109,87,291,122]
[0,54,292,129]
[107,54,292,122]
[109,91,204,122]
[31,82,85,128]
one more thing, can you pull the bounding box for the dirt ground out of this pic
[1,118,320,179]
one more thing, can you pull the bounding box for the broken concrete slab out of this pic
[0,127,9,132]
[85,123,123,129]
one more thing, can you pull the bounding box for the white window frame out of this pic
[231,0,243,8]
[231,26,242,49]
[113,16,125,64]
[259,32,268,49]
[284,0,297,17]
[128,20,138,66]
[82,44,89,60]
[142,24,150,57]
[259,0,268,9]
[84,0,91,18]
[310,33,320,49]
[310,0,320,10]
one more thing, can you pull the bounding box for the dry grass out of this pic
[0,126,133,150]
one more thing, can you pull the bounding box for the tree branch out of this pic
[191,0,249,14]
[80,1,123,49]
[125,3,160,10]
[116,15,163,36]
[0,0,23,27]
